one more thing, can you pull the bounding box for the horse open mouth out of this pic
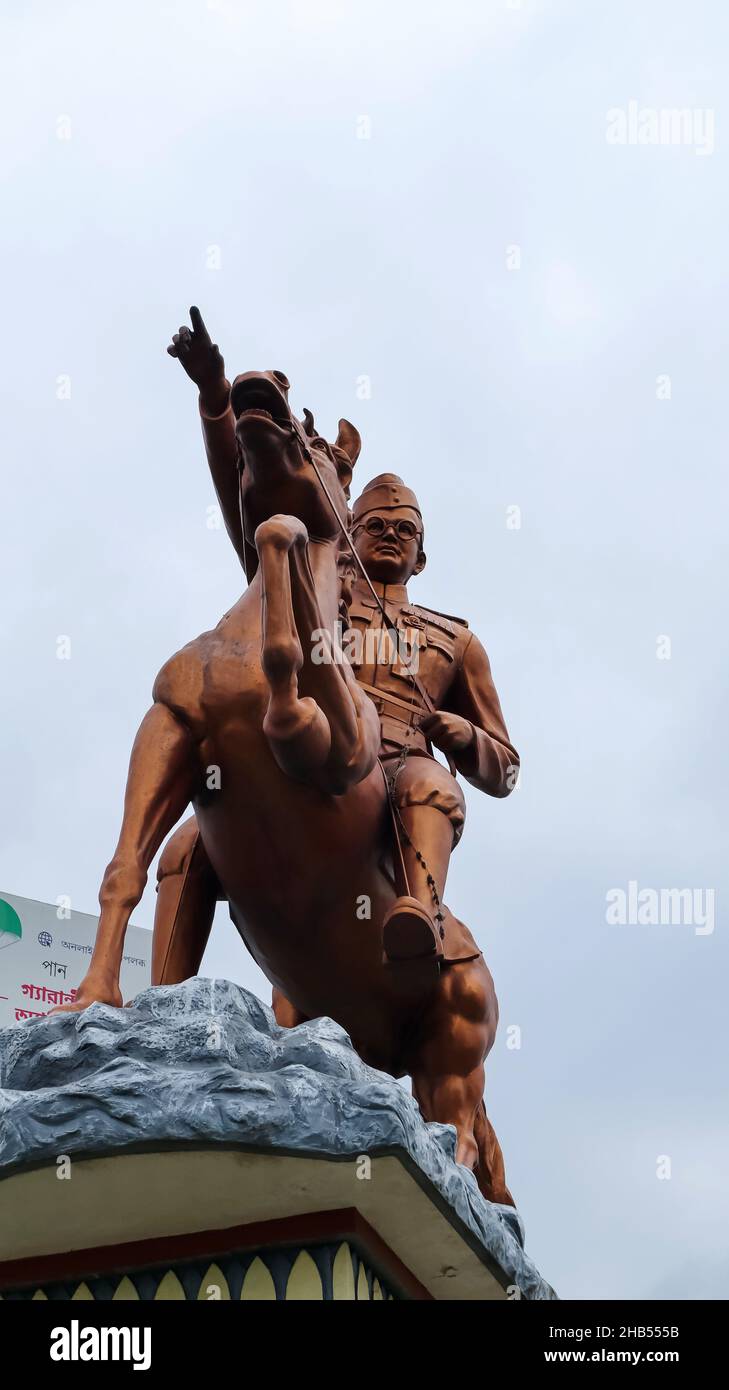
[231,375,292,431]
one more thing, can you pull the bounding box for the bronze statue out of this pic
[52,309,519,1206]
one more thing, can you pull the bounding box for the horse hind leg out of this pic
[50,702,198,1015]
[408,956,515,1207]
[271,986,310,1029]
[152,816,221,985]
[473,1099,514,1208]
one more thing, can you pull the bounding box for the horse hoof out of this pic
[382,896,443,963]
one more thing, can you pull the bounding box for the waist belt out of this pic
[358,680,458,778]
[358,681,424,723]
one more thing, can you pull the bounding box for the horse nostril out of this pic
[272,371,290,390]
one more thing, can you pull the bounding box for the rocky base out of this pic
[0,977,556,1300]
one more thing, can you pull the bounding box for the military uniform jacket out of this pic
[346,578,519,797]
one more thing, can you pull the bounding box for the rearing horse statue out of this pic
[54,366,513,1206]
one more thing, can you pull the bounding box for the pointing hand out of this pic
[167,306,228,414]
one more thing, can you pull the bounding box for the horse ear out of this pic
[336,418,361,465]
[302,407,317,438]
[332,449,353,498]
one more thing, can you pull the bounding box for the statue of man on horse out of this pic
[52,309,520,1207]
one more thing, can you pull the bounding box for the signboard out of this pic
[0,892,151,1030]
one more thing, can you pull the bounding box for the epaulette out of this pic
[410,602,469,631]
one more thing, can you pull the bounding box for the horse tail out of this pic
[473,1100,515,1208]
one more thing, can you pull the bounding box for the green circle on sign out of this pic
[0,899,22,948]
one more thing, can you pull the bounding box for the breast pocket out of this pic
[391,626,424,681]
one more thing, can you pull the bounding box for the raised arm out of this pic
[167,306,247,571]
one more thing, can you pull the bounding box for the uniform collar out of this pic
[354,576,410,606]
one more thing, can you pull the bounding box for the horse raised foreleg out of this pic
[256,514,333,782]
[408,957,515,1206]
[256,515,378,793]
[287,534,380,791]
[50,702,198,1013]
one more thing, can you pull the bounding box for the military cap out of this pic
[351,474,423,524]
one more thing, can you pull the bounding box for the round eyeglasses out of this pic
[357,515,421,542]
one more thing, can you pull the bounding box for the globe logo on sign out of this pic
[0,900,23,951]
[38,930,53,948]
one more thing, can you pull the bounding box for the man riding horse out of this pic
[158,310,520,993]
[52,309,519,1206]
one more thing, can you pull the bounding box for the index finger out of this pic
[189,305,211,342]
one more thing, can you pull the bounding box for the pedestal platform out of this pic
[0,979,556,1301]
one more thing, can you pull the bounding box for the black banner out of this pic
[0,1297,722,1377]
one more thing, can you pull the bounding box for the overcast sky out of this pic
[1,0,727,1299]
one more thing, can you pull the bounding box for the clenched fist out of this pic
[419,711,474,754]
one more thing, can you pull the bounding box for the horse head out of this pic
[230,370,361,570]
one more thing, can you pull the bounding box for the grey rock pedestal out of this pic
[0,978,556,1301]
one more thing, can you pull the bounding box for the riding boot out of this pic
[382,805,452,975]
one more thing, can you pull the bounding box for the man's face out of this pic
[352,506,425,585]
